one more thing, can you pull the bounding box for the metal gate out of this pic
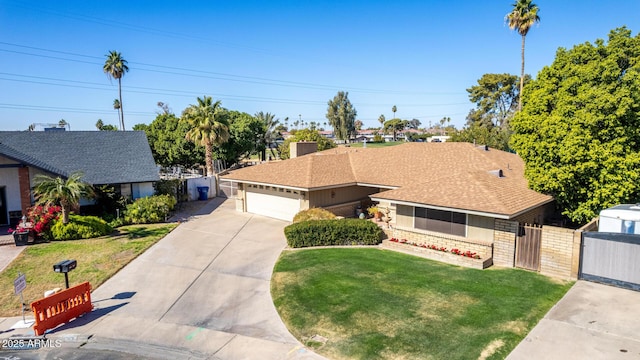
[515,224,542,271]
[580,232,640,291]
[218,179,237,198]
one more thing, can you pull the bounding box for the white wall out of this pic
[0,167,21,213]
[186,177,216,201]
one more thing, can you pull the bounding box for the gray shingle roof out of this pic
[0,131,159,185]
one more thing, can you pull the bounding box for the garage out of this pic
[245,185,302,221]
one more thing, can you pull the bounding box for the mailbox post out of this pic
[53,259,77,289]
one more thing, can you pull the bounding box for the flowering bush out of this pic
[28,205,61,239]
[388,239,480,259]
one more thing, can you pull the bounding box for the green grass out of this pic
[272,248,572,360]
[348,141,404,148]
[0,223,177,316]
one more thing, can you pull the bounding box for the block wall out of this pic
[493,219,518,267]
[539,226,578,279]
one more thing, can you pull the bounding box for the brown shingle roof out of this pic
[222,142,552,217]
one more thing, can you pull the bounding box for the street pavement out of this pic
[0,198,325,360]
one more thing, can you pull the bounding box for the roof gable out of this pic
[0,131,159,184]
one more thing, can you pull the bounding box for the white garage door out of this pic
[246,187,301,221]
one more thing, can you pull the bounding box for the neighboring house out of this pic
[0,131,159,226]
[222,142,553,259]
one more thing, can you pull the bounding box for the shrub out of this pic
[284,219,382,248]
[50,215,113,240]
[292,208,337,223]
[124,194,177,224]
[27,205,61,240]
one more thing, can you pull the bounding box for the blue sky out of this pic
[1,0,639,131]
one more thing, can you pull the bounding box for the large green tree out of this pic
[182,96,230,176]
[214,110,265,165]
[510,27,640,224]
[467,73,524,128]
[140,113,204,168]
[326,91,357,142]
[506,0,540,112]
[103,51,129,130]
[33,172,94,224]
[279,129,336,160]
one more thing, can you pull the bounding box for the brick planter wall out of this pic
[383,227,493,259]
[381,240,493,269]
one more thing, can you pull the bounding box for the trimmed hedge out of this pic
[292,208,337,223]
[284,219,382,248]
[51,215,113,240]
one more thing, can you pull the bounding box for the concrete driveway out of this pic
[507,280,640,360]
[0,198,324,359]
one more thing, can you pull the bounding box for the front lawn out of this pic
[0,223,176,316]
[272,248,572,360]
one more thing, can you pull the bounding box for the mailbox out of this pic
[53,259,77,289]
[53,260,77,273]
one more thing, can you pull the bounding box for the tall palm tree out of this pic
[506,0,540,111]
[182,96,230,176]
[392,105,397,119]
[103,51,129,130]
[255,111,280,161]
[113,99,121,129]
[33,172,94,224]
[378,114,386,128]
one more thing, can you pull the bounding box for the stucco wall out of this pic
[393,204,495,243]
[0,167,22,219]
[309,185,379,208]
[395,204,414,228]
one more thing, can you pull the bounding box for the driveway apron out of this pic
[41,198,324,359]
[507,280,640,360]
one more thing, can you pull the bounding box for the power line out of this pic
[0,42,466,96]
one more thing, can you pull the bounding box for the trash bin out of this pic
[197,186,209,201]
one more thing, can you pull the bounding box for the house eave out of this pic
[369,197,512,219]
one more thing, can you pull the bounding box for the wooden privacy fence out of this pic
[515,223,542,271]
[30,282,93,336]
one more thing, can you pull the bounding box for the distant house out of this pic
[0,131,159,226]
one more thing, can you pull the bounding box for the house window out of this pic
[415,207,466,237]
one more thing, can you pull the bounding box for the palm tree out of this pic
[392,105,397,119]
[33,172,94,224]
[378,114,385,128]
[96,119,104,130]
[58,119,68,129]
[506,0,540,111]
[103,51,129,130]
[113,99,121,129]
[182,96,230,176]
[255,111,280,161]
